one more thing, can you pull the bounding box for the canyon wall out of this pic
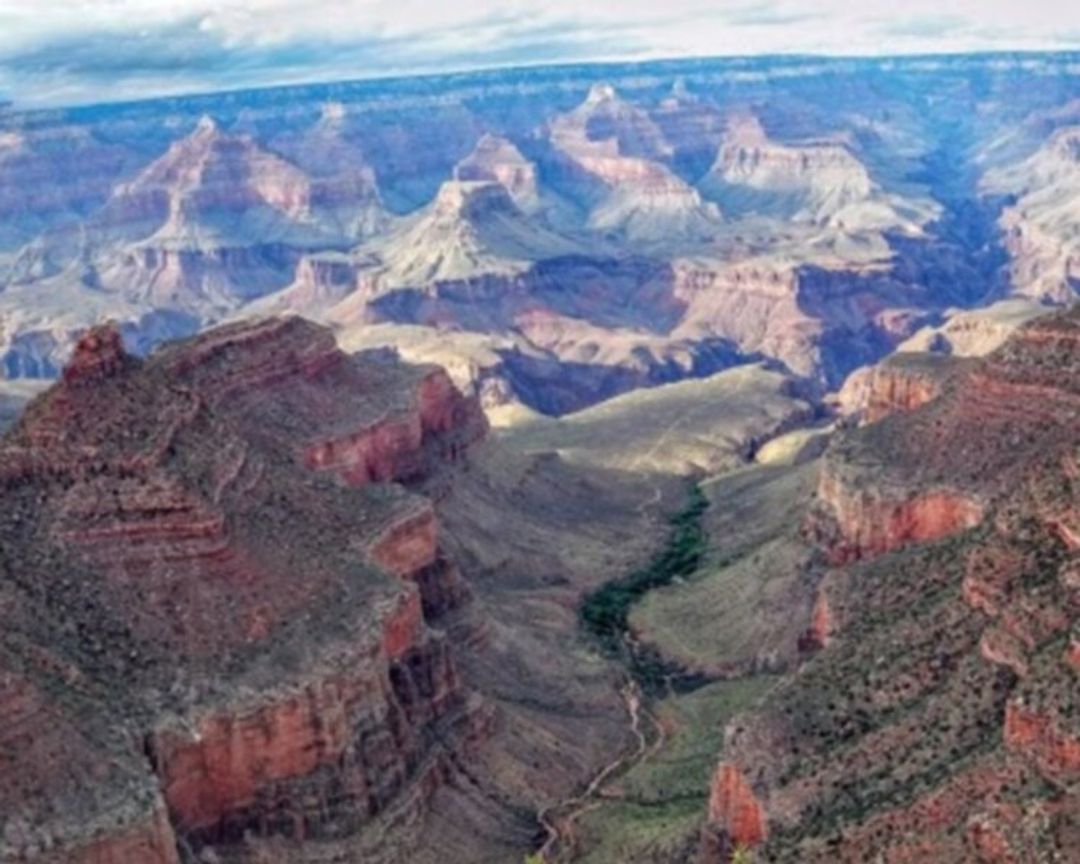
[0,318,492,863]
[702,307,1080,862]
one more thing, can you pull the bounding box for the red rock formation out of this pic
[303,366,486,486]
[962,544,1027,618]
[37,810,182,864]
[979,627,1030,677]
[859,356,951,423]
[0,317,489,861]
[705,763,767,849]
[799,589,833,652]
[454,133,540,212]
[62,323,129,384]
[150,626,461,839]
[1066,638,1080,675]
[815,463,984,562]
[1004,701,1080,783]
[368,506,438,578]
[709,307,1080,862]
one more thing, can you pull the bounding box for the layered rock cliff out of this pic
[3,62,1046,413]
[0,317,489,862]
[702,306,1080,862]
[835,352,961,424]
[548,84,722,246]
[700,114,937,234]
[982,126,1080,303]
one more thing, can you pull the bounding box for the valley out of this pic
[0,49,1078,864]
[519,303,1079,864]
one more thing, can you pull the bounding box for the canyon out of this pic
[0,51,1079,864]
[2,54,1079,419]
[698,306,1080,863]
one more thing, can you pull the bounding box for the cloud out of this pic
[880,15,969,40]
[723,2,820,29]
[0,0,1078,107]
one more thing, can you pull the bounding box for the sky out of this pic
[1,1,1079,108]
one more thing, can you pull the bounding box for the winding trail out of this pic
[536,677,657,862]
[535,481,686,861]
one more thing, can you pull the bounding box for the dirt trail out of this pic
[534,485,674,862]
[536,677,658,862]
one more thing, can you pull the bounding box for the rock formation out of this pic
[982,126,1080,303]
[0,317,489,862]
[700,762,768,857]
[700,114,936,234]
[702,306,1080,861]
[339,179,582,292]
[268,101,391,242]
[548,84,722,246]
[834,352,959,423]
[453,133,541,214]
[4,58,1071,416]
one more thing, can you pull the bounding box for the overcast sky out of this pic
[2,0,1079,107]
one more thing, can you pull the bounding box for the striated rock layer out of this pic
[0,316,489,862]
[703,306,1080,862]
[836,351,963,424]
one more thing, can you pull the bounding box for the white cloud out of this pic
[1,0,1079,106]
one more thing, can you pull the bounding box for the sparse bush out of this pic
[731,844,755,864]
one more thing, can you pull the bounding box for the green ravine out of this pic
[580,483,709,676]
[525,484,717,863]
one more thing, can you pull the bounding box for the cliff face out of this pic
[0,317,489,862]
[700,763,768,858]
[703,307,1080,862]
[814,465,985,563]
[302,367,485,485]
[148,621,465,845]
[983,126,1080,304]
[837,352,960,424]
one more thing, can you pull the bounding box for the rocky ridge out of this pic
[983,126,1080,303]
[701,306,1080,861]
[5,60,1067,416]
[0,317,489,862]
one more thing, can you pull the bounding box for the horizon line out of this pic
[4,47,1079,117]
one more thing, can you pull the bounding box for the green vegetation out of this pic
[581,483,708,655]
[731,845,755,864]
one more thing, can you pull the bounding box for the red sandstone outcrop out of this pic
[35,809,182,864]
[149,622,462,840]
[61,323,130,384]
[704,763,767,849]
[814,463,984,562]
[1004,701,1080,783]
[303,367,485,486]
[0,317,488,862]
[838,353,957,423]
[798,589,834,652]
